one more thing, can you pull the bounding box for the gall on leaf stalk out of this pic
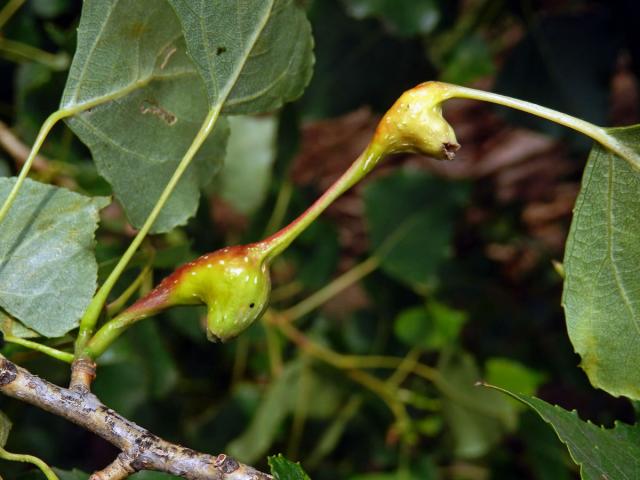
[83,81,458,360]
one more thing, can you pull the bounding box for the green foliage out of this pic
[485,358,546,408]
[228,360,342,463]
[0,178,108,337]
[438,352,517,459]
[498,390,640,480]
[394,300,467,349]
[228,362,304,463]
[51,470,87,480]
[439,35,494,85]
[0,309,39,339]
[61,0,229,233]
[269,454,311,480]
[364,169,468,290]
[168,0,314,113]
[562,126,640,399]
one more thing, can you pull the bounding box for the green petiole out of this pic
[2,335,73,363]
[0,447,60,480]
[74,107,222,355]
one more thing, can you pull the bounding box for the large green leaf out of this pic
[562,126,640,399]
[168,0,314,114]
[0,179,108,337]
[364,169,468,289]
[61,0,228,233]
[497,390,640,480]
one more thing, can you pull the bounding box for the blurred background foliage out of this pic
[0,0,639,478]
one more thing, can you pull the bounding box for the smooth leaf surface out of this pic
[562,126,640,399]
[62,0,228,232]
[0,179,108,337]
[498,390,640,480]
[268,454,311,480]
[216,115,278,214]
[168,0,314,114]
[364,170,468,289]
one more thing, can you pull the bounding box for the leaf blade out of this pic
[168,0,314,114]
[0,179,108,337]
[492,389,640,480]
[62,0,228,233]
[562,125,640,399]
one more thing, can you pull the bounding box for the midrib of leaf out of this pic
[62,33,184,115]
[67,0,119,106]
[208,0,275,109]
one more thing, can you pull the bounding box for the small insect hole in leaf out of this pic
[249,303,255,308]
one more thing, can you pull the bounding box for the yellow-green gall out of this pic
[374,81,459,160]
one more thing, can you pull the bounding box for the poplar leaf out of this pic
[0,179,108,337]
[562,126,640,399]
[168,0,314,114]
[61,0,228,233]
[493,389,640,480]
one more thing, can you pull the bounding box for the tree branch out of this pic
[0,356,272,480]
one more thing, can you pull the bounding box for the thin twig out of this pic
[0,356,272,480]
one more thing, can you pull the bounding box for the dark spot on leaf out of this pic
[216,46,227,56]
[249,303,255,308]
